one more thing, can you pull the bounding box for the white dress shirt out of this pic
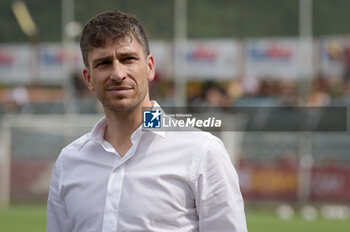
[46,102,247,232]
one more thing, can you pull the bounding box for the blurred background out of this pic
[0,0,350,231]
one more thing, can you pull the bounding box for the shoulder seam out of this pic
[190,136,217,183]
[57,154,64,195]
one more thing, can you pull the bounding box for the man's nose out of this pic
[110,61,126,82]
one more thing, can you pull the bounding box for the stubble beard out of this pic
[98,82,149,113]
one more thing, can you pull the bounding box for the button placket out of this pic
[101,139,139,232]
[101,164,125,232]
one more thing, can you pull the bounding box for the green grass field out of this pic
[246,210,350,232]
[0,205,47,232]
[0,205,349,232]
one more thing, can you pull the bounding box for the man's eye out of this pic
[96,61,110,67]
[123,57,136,62]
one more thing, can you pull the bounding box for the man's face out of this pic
[83,35,155,112]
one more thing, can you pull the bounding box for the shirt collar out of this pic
[79,100,165,150]
[89,116,108,143]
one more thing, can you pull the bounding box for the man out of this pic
[47,10,247,232]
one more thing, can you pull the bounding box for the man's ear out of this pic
[147,54,155,81]
[83,68,95,91]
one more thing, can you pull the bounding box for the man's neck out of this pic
[103,100,153,157]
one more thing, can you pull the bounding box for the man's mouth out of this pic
[107,86,132,92]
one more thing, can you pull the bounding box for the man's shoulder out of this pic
[60,132,91,155]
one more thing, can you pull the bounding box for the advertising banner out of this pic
[310,166,350,201]
[0,40,240,83]
[319,37,350,78]
[0,44,31,83]
[39,43,83,83]
[184,40,240,80]
[238,163,350,201]
[0,43,83,84]
[238,163,298,200]
[245,38,301,79]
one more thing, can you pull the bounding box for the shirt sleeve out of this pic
[46,155,72,232]
[195,137,247,232]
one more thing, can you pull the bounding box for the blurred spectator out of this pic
[307,77,331,106]
[187,82,204,106]
[227,79,244,101]
[4,85,29,113]
[150,80,175,106]
[279,80,298,106]
[202,81,231,107]
[159,81,175,106]
[242,74,260,97]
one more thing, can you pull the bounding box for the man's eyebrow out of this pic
[118,52,139,58]
[92,56,113,66]
[92,52,140,63]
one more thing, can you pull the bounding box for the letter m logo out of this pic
[143,110,161,128]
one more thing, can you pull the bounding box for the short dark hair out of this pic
[80,10,150,68]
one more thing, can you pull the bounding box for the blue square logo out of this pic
[143,110,161,128]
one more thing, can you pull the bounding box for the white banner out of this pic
[0,44,31,83]
[4,38,339,84]
[0,43,84,84]
[319,37,350,78]
[183,40,240,80]
[39,43,83,83]
[245,38,301,79]
[0,41,240,83]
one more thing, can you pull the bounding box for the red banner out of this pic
[238,163,350,202]
[310,166,350,201]
[238,163,298,200]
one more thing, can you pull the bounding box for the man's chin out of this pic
[104,100,140,113]
[99,92,148,113]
